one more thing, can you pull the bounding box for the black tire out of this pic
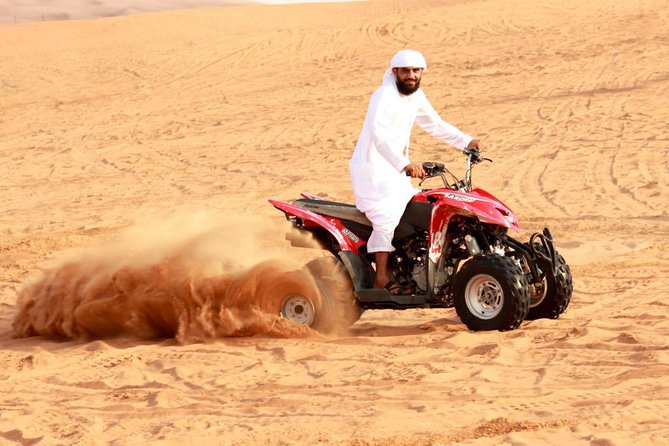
[526,251,573,320]
[454,254,530,331]
[303,256,363,333]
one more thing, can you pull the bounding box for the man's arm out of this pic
[368,93,411,172]
[415,94,474,150]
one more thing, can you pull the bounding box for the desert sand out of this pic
[1,0,668,444]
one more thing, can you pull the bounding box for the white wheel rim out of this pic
[464,274,504,320]
[529,277,548,308]
[280,295,315,326]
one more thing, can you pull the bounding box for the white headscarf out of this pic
[390,49,427,69]
[383,49,427,85]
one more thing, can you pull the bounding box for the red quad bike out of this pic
[269,149,573,332]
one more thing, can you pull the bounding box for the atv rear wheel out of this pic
[526,249,573,320]
[454,254,530,331]
[303,256,363,333]
[280,294,316,326]
[252,264,323,328]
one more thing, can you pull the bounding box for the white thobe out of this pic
[349,70,473,253]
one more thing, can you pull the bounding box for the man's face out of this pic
[393,66,423,95]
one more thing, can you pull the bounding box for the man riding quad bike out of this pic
[269,148,573,332]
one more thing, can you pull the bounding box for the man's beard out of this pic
[396,77,421,95]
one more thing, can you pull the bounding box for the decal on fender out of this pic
[443,193,476,203]
[342,228,360,243]
[429,222,446,263]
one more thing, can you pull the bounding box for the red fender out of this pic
[268,199,365,252]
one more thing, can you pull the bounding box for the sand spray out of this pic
[12,211,332,343]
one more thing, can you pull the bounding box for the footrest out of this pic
[356,289,427,307]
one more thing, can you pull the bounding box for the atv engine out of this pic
[394,233,450,294]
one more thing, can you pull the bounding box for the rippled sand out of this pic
[0,0,667,444]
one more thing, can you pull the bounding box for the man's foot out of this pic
[382,281,410,296]
[373,276,390,290]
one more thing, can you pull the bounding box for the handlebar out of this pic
[414,150,492,192]
[422,161,445,176]
[463,147,492,165]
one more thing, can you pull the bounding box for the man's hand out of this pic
[465,139,483,163]
[403,162,426,179]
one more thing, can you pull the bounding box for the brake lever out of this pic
[470,156,492,165]
[418,173,437,186]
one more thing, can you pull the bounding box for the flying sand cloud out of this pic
[12,212,327,342]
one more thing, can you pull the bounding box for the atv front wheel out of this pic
[454,254,530,331]
[526,249,573,320]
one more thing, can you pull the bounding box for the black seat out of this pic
[293,198,432,243]
[292,198,371,226]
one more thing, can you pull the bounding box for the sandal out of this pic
[383,281,410,296]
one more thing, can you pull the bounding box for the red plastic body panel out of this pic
[268,199,367,253]
[414,187,519,264]
[271,186,518,258]
[413,188,519,231]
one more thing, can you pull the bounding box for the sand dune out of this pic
[1,0,668,444]
[0,0,364,25]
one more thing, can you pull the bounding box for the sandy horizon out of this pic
[1,0,668,444]
[0,0,364,25]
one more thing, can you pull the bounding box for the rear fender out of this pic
[269,199,365,252]
[338,250,375,291]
